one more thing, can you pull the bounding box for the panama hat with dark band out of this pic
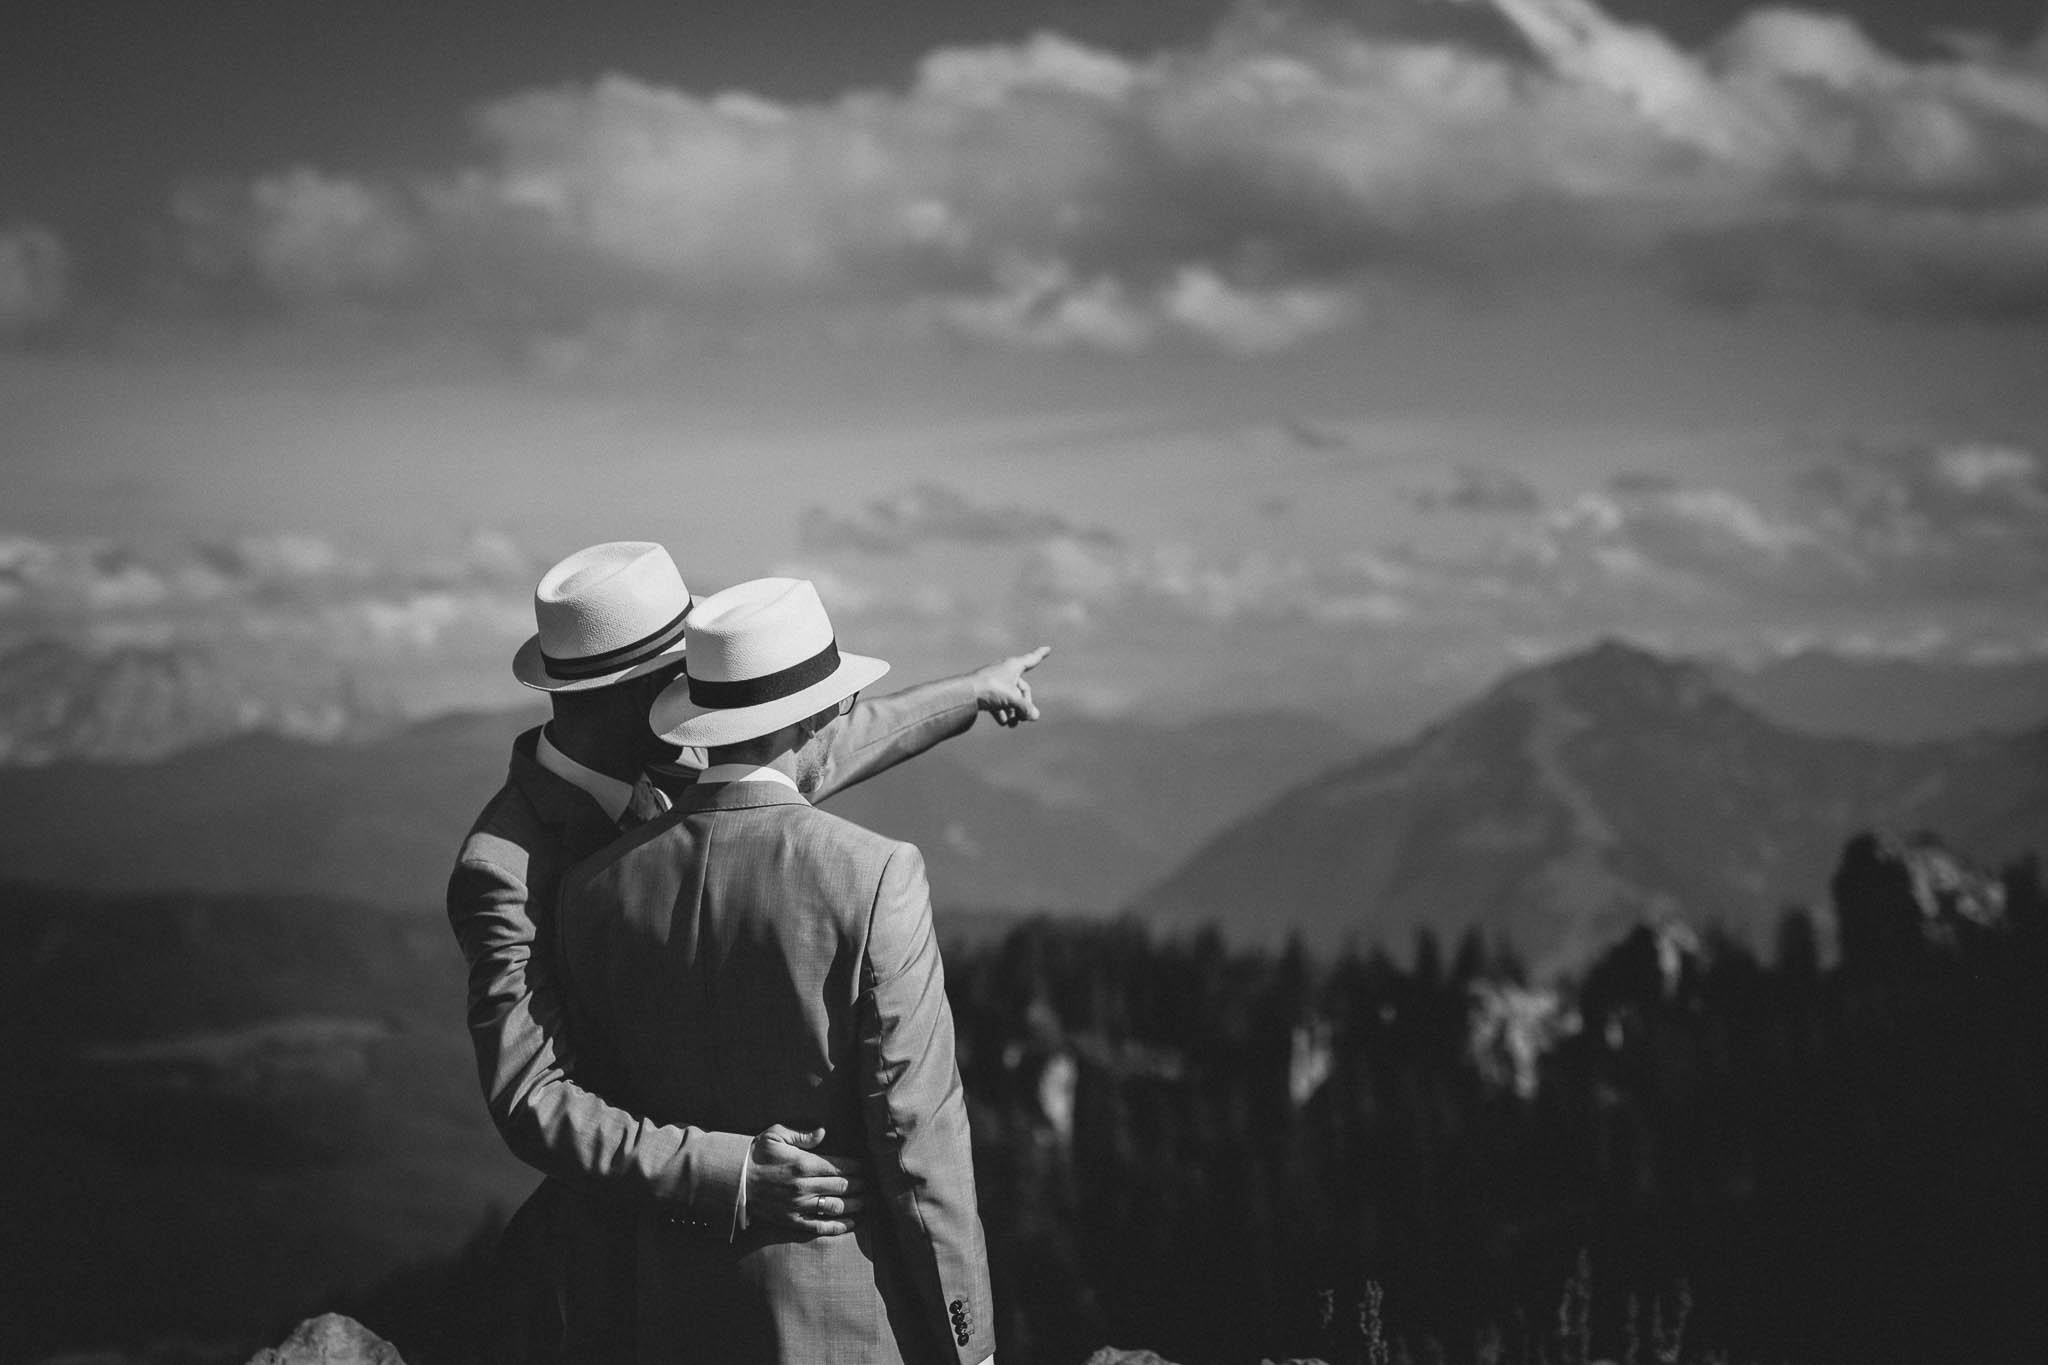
[649,577,889,748]
[512,541,695,692]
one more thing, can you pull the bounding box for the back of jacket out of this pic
[558,779,994,1365]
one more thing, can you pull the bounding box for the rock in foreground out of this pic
[245,1314,404,1365]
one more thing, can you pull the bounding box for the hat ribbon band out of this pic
[541,602,692,681]
[687,639,840,709]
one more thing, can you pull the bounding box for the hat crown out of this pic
[650,576,889,745]
[683,578,835,686]
[530,542,691,678]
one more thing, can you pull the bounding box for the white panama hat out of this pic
[650,577,889,748]
[512,541,694,692]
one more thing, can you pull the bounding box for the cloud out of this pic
[934,259,1159,353]
[1411,465,1543,514]
[0,528,541,640]
[1793,437,2048,592]
[175,170,426,305]
[1158,266,1359,354]
[1014,534,1416,632]
[193,531,357,585]
[337,588,531,651]
[1546,480,1838,589]
[1396,435,2048,642]
[0,223,69,334]
[149,2,2048,354]
[781,430,2048,717]
[0,527,556,719]
[1269,417,1355,455]
[799,483,1119,556]
[0,536,173,614]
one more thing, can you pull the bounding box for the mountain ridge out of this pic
[0,635,380,765]
[1131,639,2047,977]
[7,632,2048,772]
[0,700,1334,915]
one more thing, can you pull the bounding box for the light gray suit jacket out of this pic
[558,778,994,1365]
[447,680,978,1355]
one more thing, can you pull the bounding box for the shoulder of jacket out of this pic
[455,782,546,875]
[792,803,913,868]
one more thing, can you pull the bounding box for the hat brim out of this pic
[650,652,891,748]
[511,633,689,693]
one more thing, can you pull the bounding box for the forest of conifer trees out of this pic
[933,831,2048,1365]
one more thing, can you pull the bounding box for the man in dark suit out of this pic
[559,576,998,1363]
[449,544,1041,1359]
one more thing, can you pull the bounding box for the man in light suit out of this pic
[450,544,1039,1359]
[559,576,998,1364]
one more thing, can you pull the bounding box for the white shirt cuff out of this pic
[733,1138,753,1238]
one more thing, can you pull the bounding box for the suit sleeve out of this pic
[810,675,979,804]
[446,845,749,1229]
[857,842,995,1364]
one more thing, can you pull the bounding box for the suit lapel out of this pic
[507,726,623,857]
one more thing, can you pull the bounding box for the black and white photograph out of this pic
[3,2,2046,1362]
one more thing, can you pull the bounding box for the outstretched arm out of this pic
[811,646,1052,803]
[857,843,996,1364]
[448,846,866,1236]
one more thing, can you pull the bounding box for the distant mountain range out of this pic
[0,698,1343,914]
[916,709,1345,862]
[1714,648,2048,743]
[4,632,2046,773]
[1133,641,2048,977]
[2,639,2042,974]
[0,635,377,765]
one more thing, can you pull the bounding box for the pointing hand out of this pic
[974,645,1052,728]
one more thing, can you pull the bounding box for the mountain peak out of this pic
[1494,636,1723,721]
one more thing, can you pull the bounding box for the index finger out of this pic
[1012,644,1052,673]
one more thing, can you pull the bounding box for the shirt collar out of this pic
[694,762,803,795]
[534,725,637,824]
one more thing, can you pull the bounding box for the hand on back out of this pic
[748,1124,872,1236]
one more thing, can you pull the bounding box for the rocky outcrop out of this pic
[1468,982,1575,1099]
[240,1316,1191,1365]
[245,1314,404,1365]
[1832,829,2008,962]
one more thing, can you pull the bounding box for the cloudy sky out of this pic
[4,0,2046,726]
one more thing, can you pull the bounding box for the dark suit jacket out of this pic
[558,779,994,1365]
[446,678,978,1355]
